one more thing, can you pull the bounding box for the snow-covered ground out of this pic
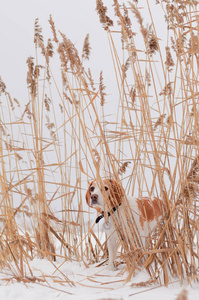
[0,258,198,300]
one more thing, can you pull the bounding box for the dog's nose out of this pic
[91,194,98,205]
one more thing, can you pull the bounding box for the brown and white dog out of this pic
[86,179,163,270]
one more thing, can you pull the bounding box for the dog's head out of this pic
[85,179,124,212]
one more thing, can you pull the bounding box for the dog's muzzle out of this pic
[91,194,98,205]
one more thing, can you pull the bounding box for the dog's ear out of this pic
[85,181,93,208]
[105,179,124,208]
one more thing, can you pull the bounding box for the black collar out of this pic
[95,203,121,224]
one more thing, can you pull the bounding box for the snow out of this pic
[0,258,199,300]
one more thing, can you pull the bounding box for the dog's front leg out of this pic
[107,232,117,271]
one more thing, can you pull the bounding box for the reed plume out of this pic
[96,0,114,30]
[99,71,106,106]
[82,34,91,60]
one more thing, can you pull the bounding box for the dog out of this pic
[85,179,163,270]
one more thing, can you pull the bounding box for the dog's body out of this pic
[86,179,163,270]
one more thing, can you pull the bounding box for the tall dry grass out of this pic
[0,0,199,287]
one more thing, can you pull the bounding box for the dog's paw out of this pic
[107,264,116,271]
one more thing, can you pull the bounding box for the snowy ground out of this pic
[0,258,199,300]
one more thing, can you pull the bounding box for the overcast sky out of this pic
[0,0,107,100]
[0,0,169,216]
[0,0,165,104]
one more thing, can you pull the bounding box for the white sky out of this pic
[0,0,165,104]
[0,0,107,100]
[0,0,173,221]
[0,0,168,195]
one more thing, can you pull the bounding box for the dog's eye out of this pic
[104,186,108,191]
[90,186,95,192]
